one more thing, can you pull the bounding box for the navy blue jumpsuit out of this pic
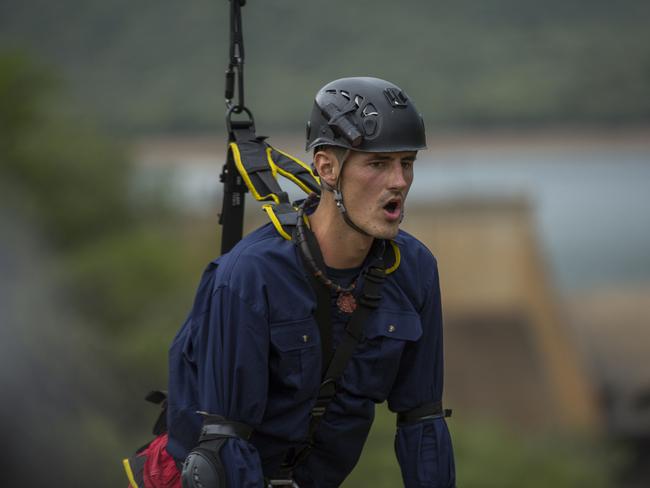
[166,222,455,487]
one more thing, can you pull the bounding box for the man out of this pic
[137,77,455,488]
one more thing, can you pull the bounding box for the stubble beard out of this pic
[352,208,403,240]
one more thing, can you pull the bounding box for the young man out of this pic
[155,77,454,488]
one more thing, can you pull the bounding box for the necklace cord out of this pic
[296,194,357,295]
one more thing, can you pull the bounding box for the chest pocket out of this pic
[366,310,423,342]
[269,318,321,402]
[344,310,422,401]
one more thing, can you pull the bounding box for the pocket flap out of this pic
[270,319,319,352]
[365,310,422,342]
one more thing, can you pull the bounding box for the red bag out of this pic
[123,433,181,488]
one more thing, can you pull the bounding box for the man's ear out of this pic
[313,150,339,188]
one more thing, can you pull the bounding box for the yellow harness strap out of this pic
[229,141,319,204]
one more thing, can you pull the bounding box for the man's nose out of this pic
[388,162,408,191]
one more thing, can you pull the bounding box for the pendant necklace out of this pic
[336,290,357,314]
[296,193,360,314]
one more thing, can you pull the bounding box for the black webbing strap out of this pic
[396,400,452,426]
[197,413,254,442]
[270,148,321,195]
[228,126,320,204]
[273,203,302,228]
[219,123,285,255]
[219,122,251,255]
[219,1,320,256]
[230,126,290,204]
[220,0,250,255]
[281,233,388,475]
[220,123,320,254]
[225,0,246,113]
[319,261,385,382]
[297,224,334,374]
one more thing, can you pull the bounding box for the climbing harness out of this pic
[218,1,320,255]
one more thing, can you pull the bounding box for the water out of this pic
[135,142,650,291]
[412,145,650,290]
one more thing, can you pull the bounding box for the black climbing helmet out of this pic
[305,77,426,153]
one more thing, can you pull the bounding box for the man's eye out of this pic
[401,161,413,169]
[369,161,385,168]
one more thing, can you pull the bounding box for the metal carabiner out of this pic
[225,104,254,135]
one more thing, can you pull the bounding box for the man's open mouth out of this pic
[383,199,402,220]
[384,201,398,212]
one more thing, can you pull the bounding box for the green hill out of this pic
[2,0,649,133]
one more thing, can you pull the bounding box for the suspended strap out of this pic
[221,122,321,255]
[396,400,452,426]
[219,0,318,254]
[219,120,251,254]
[218,0,320,256]
[220,0,251,255]
[225,0,246,113]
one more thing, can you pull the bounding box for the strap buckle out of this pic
[310,379,337,418]
[311,404,327,418]
[267,480,300,488]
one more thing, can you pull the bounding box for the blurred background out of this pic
[1,0,649,486]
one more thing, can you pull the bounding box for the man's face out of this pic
[339,150,416,239]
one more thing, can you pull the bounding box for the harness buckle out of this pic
[311,404,327,418]
[311,394,331,418]
[266,480,300,488]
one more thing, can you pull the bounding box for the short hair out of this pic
[313,145,347,164]
[312,145,348,167]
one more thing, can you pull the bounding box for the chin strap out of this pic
[334,190,372,237]
[321,149,373,237]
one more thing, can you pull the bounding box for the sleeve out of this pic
[387,260,456,488]
[190,282,270,487]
